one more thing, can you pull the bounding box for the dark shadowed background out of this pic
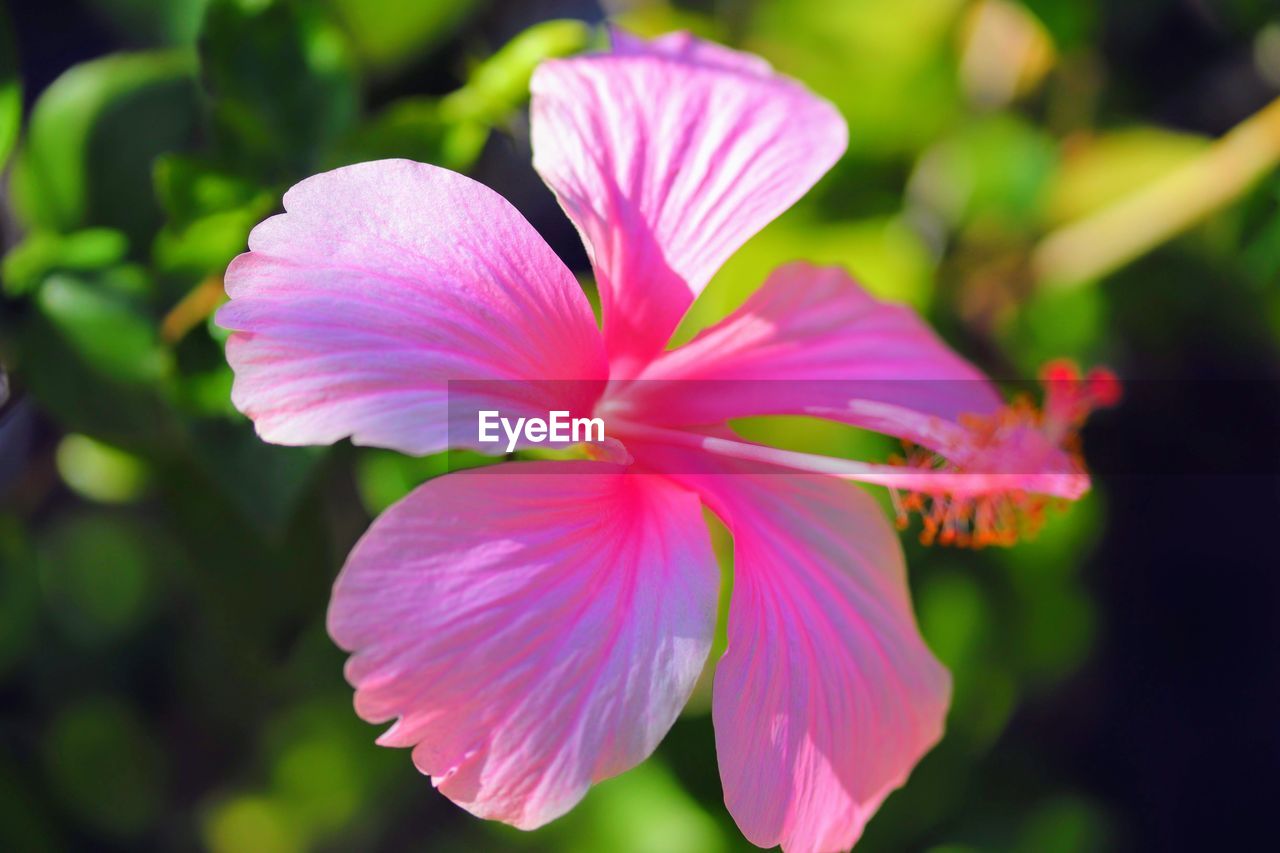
[2,0,1278,851]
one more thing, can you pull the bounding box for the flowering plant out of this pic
[217,30,1113,853]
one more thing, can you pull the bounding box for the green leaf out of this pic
[0,4,20,172]
[354,449,448,515]
[7,305,176,450]
[917,571,989,674]
[55,434,152,504]
[201,0,358,181]
[152,154,274,280]
[82,0,212,45]
[439,19,592,126]
[335,20,589,171]
[185,417,326,537]
[353,447,496,516]
[36,272,171,385]
[2,228,130,297]
[917,113,1059,232]
[1046,127,1208,225]
[537,762,728,853]
[18,264,178,446]
[174,365,237,416]
[154,153,263,226]
[323,0,477,74]
[154,198,273,279]
[9,51,201,247]
[335,97,486,171]
[744,0,965,160]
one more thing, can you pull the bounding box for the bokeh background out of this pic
[2,0,1279,851]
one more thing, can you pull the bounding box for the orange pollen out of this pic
[888,361,1120,549]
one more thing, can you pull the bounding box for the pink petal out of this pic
[216,159,607,455]
[609,266,1097,542]
[327,461,718,829]
[530,34,847,374]
[640,449,949,852]
[616,261,1002,450]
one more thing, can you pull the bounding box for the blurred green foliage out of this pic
[201,0,358,181]
[43,696,166,835]
[325,0,476,74]
[0,5,19,172]
[10,50,199,246]
[2,0,1279,851]
[85,0,212,45]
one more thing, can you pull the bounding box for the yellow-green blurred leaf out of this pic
[441,19,592,126]
[56,434,151,504]
[324,0,477,74]
[613,4,721,41]
[203,795,303,853]
[747,0,966,159]
[1047,127,1210,225]
[354,449,449,516]
[154,199,272,279]
[354,447,499,516]
[264,701,387,839]
[548,762,727,853]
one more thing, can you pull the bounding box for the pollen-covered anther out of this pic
[889,360,1119,549]
[889,467,1064,548]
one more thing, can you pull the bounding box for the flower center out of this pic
[888,360,1120,548]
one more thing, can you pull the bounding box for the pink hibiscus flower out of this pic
[216,30,1116,853]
